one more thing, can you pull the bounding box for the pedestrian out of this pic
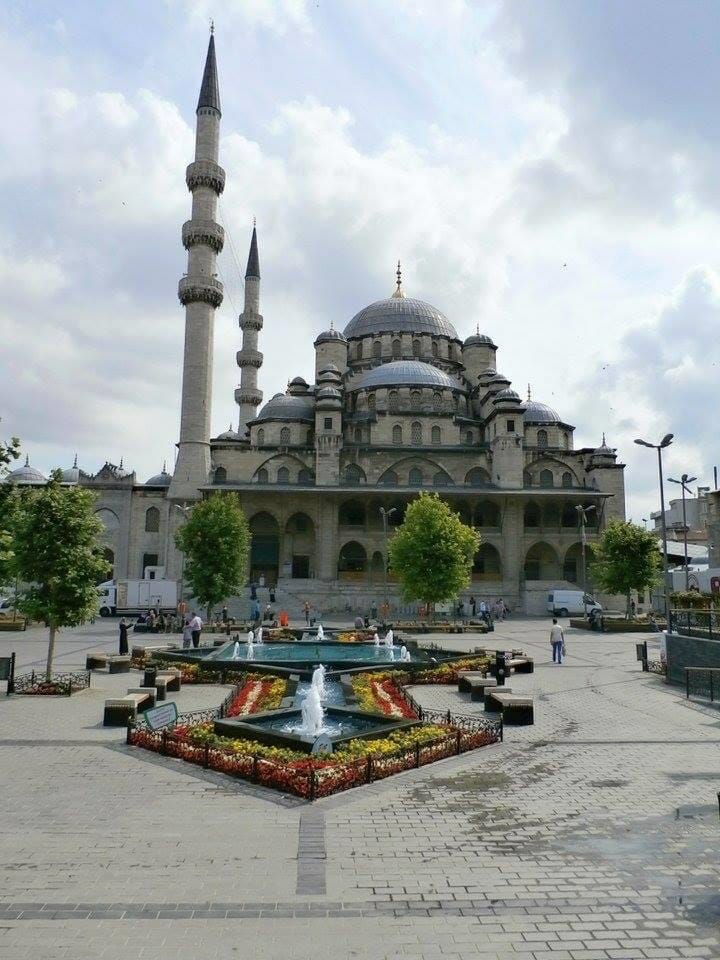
[630,598,636,618]
[269,586,276,604]
[371,600,378,620]
[250,581,257,601]
[304,600,310,625]
[264,602,272,622]
[189,610,203,648]
[470,595,476,617]
[354,614,364,629]
[550,618,565,664]
[119,617,130,655]
[222,605,229,624]
[182,617,193,649]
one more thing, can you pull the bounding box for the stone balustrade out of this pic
[178,275,224,308]
[185,159,226,194]
[182,219,225,253]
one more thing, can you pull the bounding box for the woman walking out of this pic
[118,617,130,655]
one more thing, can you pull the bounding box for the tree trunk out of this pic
[625,591,631,620]
[207,603,212,624]
[46,622,57,681]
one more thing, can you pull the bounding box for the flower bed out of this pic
[128,715,501,800]
[224,675,287,716]
[351,673,418,718]
[335,631,374,643]
[411,655,490,684]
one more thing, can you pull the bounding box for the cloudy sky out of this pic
[1,0,718,520]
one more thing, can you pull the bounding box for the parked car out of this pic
[547,590,602,618]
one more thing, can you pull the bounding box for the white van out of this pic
[547,590,602,617]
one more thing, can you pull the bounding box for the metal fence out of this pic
[669,609,720,641]
[686,667,720,702]
[13,670,91,696]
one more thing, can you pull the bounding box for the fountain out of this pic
[256,626,264,645]
[298,683,325,737]
[400,645,411,663]
[316,623,324,641]
[384,628,394,649]
[311,664,326,700]
[246,628,254,644]
[232,641,241,659]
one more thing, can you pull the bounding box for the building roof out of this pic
[62,454,81,483]
[314,327,347,345]
[145,465,172,486]
[254,393,315,423]
[524,400,562,423]
[464,332,496,348]
[197,33,221,115]
[6,455,47,486]
[348,360,463,392]
[344,297,458,340]
[245,225,260,279]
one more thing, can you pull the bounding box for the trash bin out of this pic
[143,665,157,689]
[495,651,507,687]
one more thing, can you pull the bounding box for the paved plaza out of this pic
[1,618,719,960]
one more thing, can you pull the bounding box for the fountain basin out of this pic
[214,707,420,754]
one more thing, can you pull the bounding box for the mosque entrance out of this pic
[292,555,310,578]
[249,512,280,585]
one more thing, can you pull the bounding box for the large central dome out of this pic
[344,296,458,340]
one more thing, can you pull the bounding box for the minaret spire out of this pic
[236,224,264,438]
[169,33,225,500]
[392,260,405,299]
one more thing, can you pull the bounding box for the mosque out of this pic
[7,34,626,614]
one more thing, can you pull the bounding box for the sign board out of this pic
[144,701,179,731]
[434,602,452,614]
[0,656,13,681]
[311,733,333,755]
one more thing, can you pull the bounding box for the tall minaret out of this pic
[169,30,225,500]
[235,226,264,438]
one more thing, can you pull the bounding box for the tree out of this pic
[388,493,480,613]
[174,493,250,620]
[0,427,21,590]
[12,471,108,679]
[589,519,662,618]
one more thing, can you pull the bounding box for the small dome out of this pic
[348,360,463,393]
[494,388,520,401]
[344,297,458,340]
[145,464,172,486]
[314,327,347,346]
[7,456,47,486]
[254,393,315,424]
[289,376,308,386]
[317,368,342,385]
[478,367,497,378]
[595,433,615,455]
[464,332,496,348]
[62,455,81,483]
[524,400,562,423]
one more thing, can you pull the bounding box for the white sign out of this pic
[145,701,179,731]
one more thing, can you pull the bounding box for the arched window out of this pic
[277,466,290,484]
[214,466,227,484]
[561,471,573,488]
[355,342,363,361]
[411,421,422,445]
[431,425,441,444]
[409,467,423,486]
[412,339,421,358]
[475,502,500,527]
[465,467,490,487]
[388,390,399,412]
[344,464,365,485]
[539,469,554,488]
[432,392,442,411]
[524,472,533,487]
[373,340,381,359]
[257,428,265,445]
[256,467,268,483]
[354,427,363,442]
[392,424,403,445]
[431,341,438,358]
[367,393,376,410]
[537,429,548,448]
[298,468,314,484]
[433,471,450,486]
[280,426,291,445]
[392,339,401,359]
[465,431,473,445]
[380,470,398,486]
[410,390,422,407]
[144,507,160,533]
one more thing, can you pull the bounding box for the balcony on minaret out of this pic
[185,159,226,194]
[182,219,225,254]
[178,275,224,308]
[234,386,263,407]
[236,349,263,368]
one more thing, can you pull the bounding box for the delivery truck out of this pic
[97,579,178,616]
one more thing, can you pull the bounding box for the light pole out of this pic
[575,504,596,619]
[174,504,191,613]
[668,473,697,591]
[379,507,396,615]
[635,434,674,619]
[641,518,648,531]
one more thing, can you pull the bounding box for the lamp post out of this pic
[668,473,697,591]
[641,518,648,531]
[174,504,191,613]
[575,505,596,619]
[634,434,674,618]
[379,507,397,614]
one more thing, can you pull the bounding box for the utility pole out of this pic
[635,434,674,619]
[575,505,596,619]
[669,473,697,591]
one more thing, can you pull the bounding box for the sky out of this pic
[1,0,719,521]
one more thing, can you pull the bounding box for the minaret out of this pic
[169,30,225,500]
[235,225,264,438]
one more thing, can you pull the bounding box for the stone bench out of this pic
[103,692,152,726]
[486,689,534,725]
[86,653,131,673]
[468,676,498,702]
[484,685,512,710]
[108,656,131,674]
[127,687,157,709]
[457,671,485,693]
[508,657,534,674]
[156,669,181,692]
[86,652,108,670]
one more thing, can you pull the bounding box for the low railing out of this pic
[669,609,720,641]
[128,706,503,801]
[686,667,720,702]
[13,670,91,696]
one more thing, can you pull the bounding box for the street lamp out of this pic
[641,518,648,531]
[575,505,596,619]
[634,433,674,618]
[668,473,697,591]
[174,504,192,613]
[379,507,397,615]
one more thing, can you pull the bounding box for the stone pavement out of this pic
[1,618,719,959]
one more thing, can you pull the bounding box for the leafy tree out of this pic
[12,471,108,679]
[0,428,21,590]
[388,493,480,614]
[589,519,662,618]
[174,493,250,620]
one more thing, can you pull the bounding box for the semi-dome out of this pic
[314,327,347,346]
[254,393,315,423]
[348,360,463,393]
[7,456,47,486]
[524,400,562,423]
[344,297,458,340]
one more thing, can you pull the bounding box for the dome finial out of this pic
[73,453,78,468]
[162,459,167,473]
[476,323,480,336]
[24,454,29,467]
[527,383,532,401]
[330,319,334,330]
[602,432,607,446]
[392,260,405,299]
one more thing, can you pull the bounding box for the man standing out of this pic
[550,618,565,664]
[303,600,310,626]
[469,595,476,617]
[190,610,203,648]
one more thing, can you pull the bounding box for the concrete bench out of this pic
[486,689,534,725]
[156,669,181,692]
[86,652,108,670]
[484,685,512,710]
[108,656,131,674]
[103,693,150,726]
[508,657,534,674]
[470,676,498,702]
[127,687,157,709]
[457,671,485,693]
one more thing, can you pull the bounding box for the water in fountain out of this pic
[298,683,325,737]
[311,664,327,700]
[400,645,411,662]
[384,628,394,649]
[247,641,254,660]
[246,629,254,644]
[256,626,264,645]
[232,641,241,659]
[316,623,324,641]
